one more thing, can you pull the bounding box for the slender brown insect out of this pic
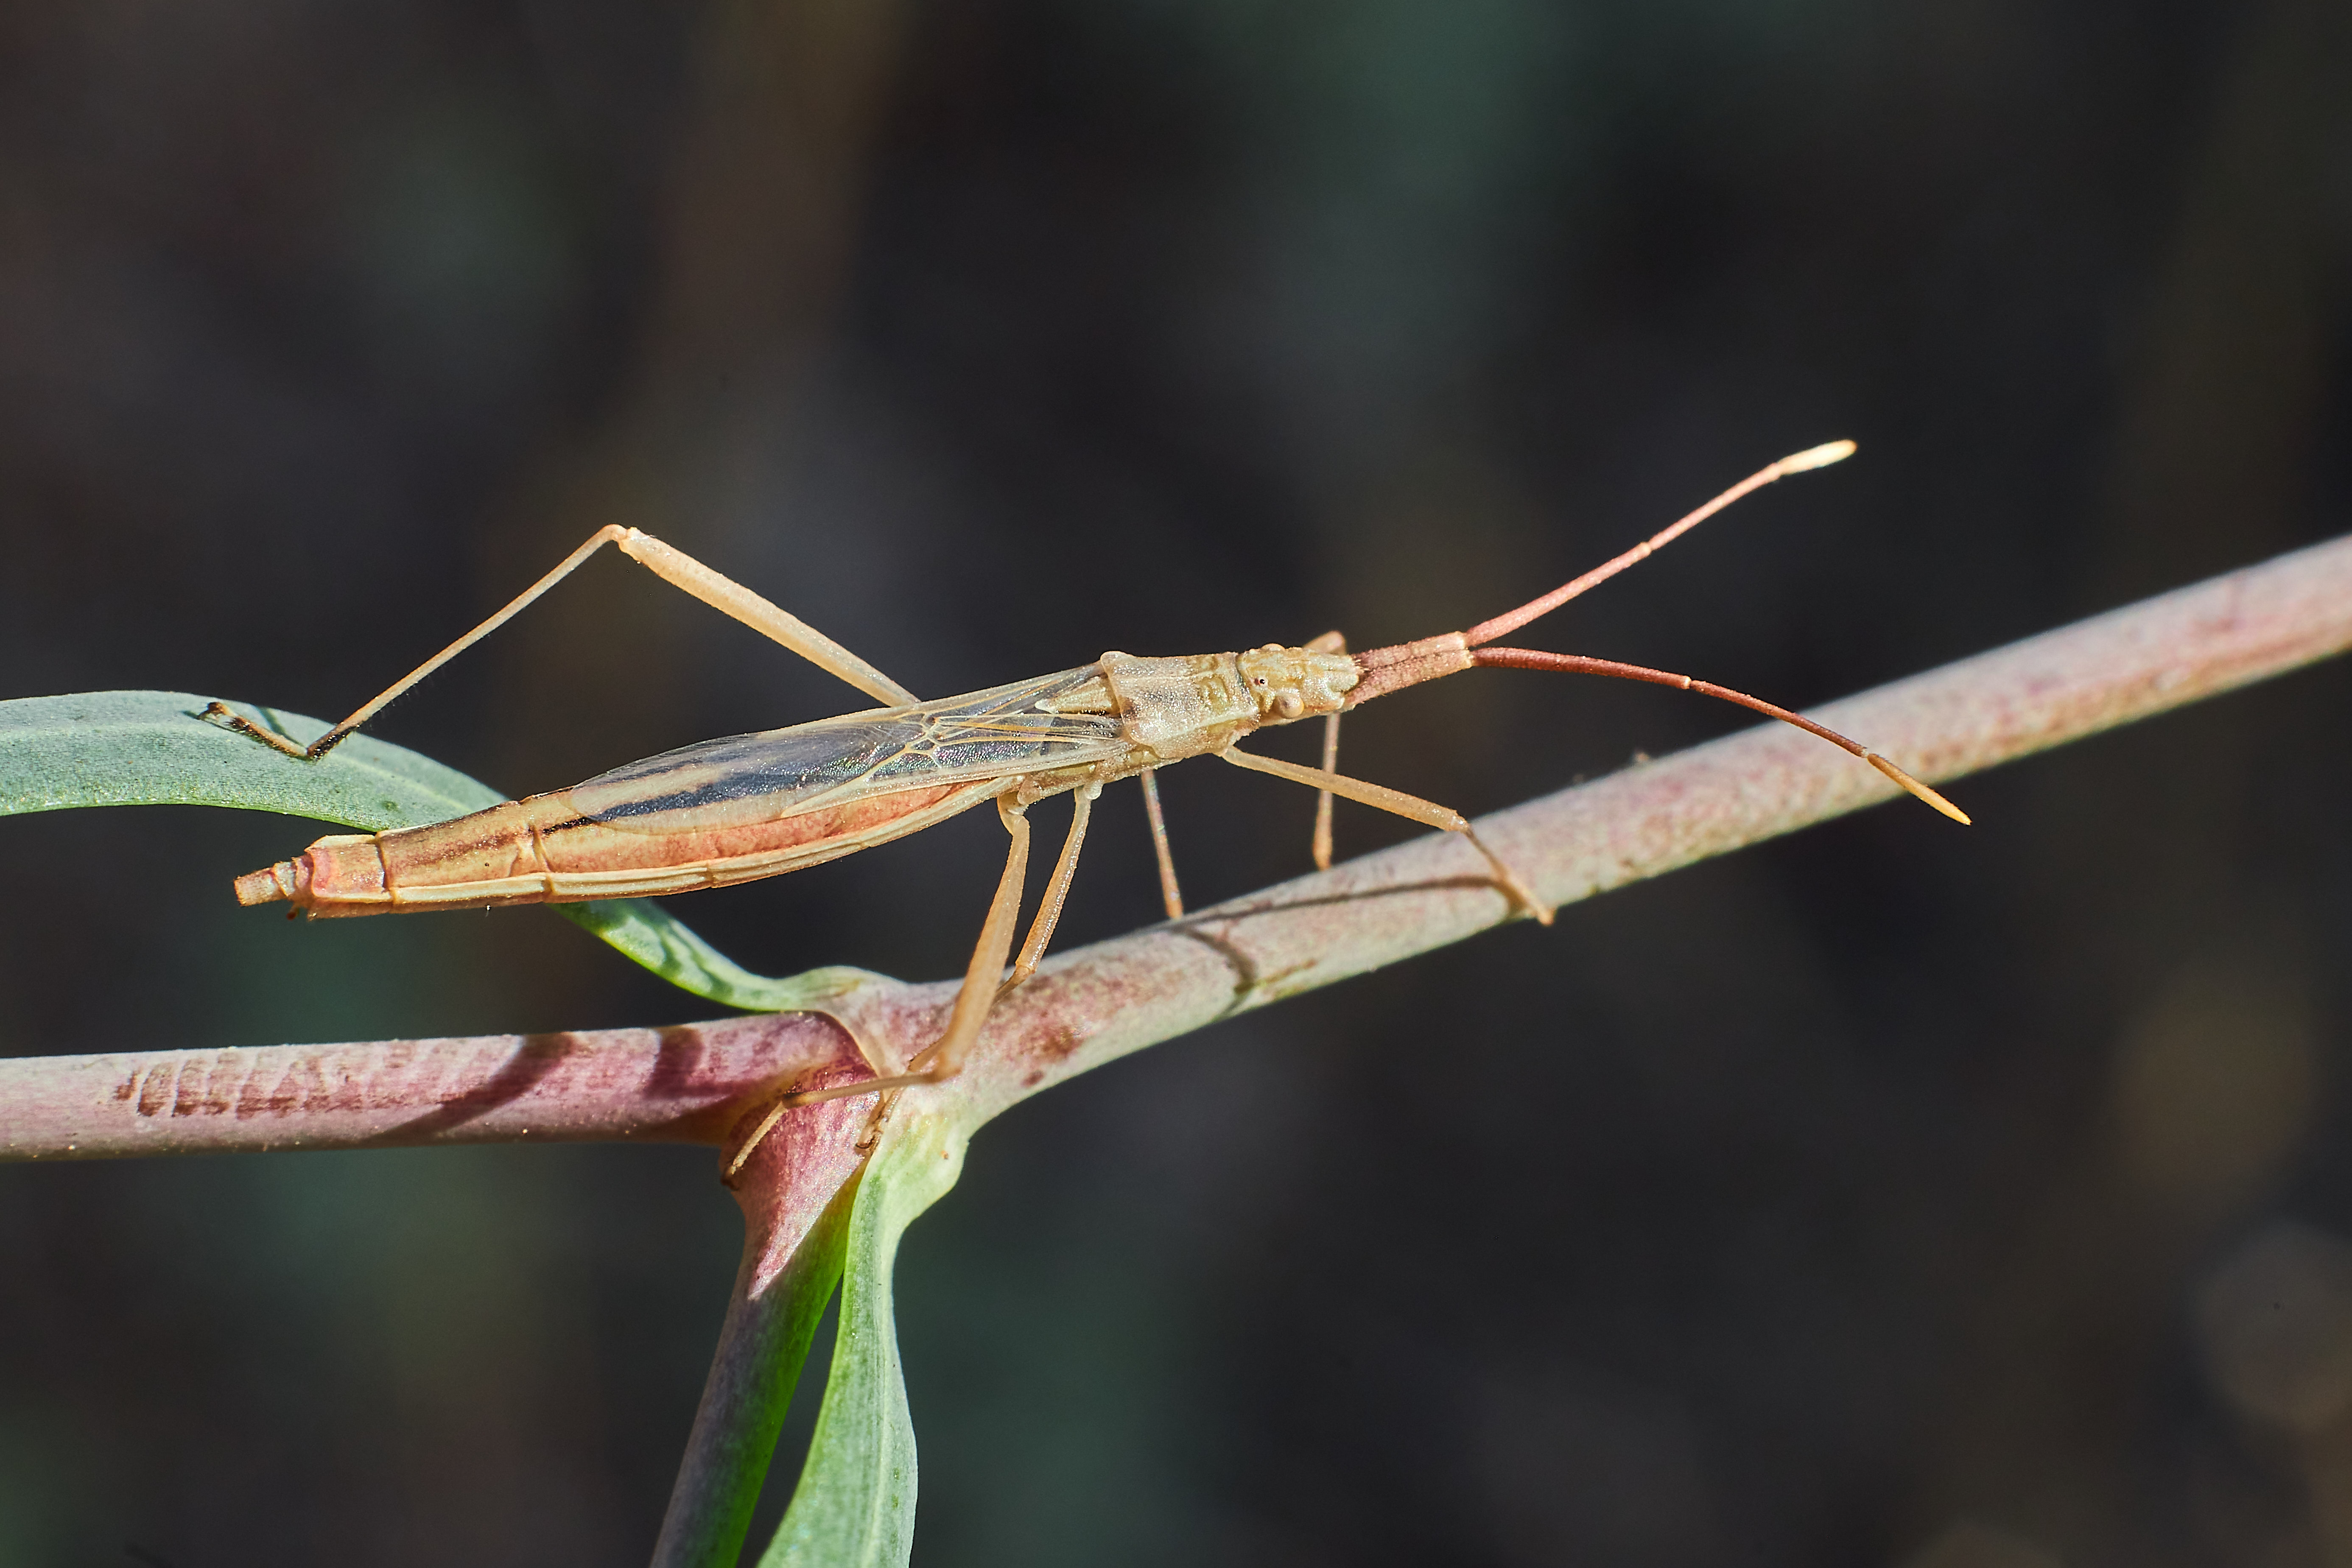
[215,440,1965,1173]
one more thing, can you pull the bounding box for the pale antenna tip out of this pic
[1866,753,1971,825]
[1781,439,1858,473]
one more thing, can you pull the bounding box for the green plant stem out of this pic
[652,1062,877,1568]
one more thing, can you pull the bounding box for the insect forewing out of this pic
[567,666,1127,833]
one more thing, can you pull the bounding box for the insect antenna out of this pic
[1464,439,1856,650]
[1342,439,1968,824]
[1467,648,1969,823]
[1351,441,1856,707]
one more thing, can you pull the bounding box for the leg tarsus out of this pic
[720,1068,941,1184]
[1463,828,1553,925]
[200,702,313,759]
[200,701,367,763]
[721,1095,794,1185]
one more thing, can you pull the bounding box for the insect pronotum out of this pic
[214,441,1965,1174]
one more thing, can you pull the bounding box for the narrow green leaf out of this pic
[657,1174,866,1568]
[0,690,503,824]
[0,691,850,1012]
[761,1112,970,1568]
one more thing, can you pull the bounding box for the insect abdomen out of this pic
[234,779,1002,916]
[234,795,590,916]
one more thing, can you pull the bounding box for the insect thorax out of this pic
[1099,646,1357,760]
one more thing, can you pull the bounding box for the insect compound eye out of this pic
[1275,690,1305,719]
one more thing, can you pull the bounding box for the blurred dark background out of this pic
[3,0,2351,1563]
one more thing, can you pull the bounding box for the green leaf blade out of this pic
[0,691,501,827]
[761,1114,969,1568]
[0,691,836,1013]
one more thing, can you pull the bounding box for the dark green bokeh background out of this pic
[5,0,2352,1563]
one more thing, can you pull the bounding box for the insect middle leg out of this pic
[1001,783,1100,995]
[207,523,917,761]
[1218,744,1553,925]
[1138,768,1183,919]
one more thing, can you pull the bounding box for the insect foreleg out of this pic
[1305,629,1347,870]
[1138,768,1184,919]
[206,523,917,761]
[1217,746,1552,925]
[1312,712,1341,870]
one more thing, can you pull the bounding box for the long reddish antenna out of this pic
[1470,648,1970,823]
[1342,439,1969,825]
[1466,439,1855,648]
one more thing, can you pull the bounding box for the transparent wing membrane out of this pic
[568,667,1127,833]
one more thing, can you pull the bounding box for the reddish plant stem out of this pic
[0,1012,873,1160]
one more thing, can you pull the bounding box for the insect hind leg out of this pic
[207,523,919,762]
[720,794,1036,1182]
